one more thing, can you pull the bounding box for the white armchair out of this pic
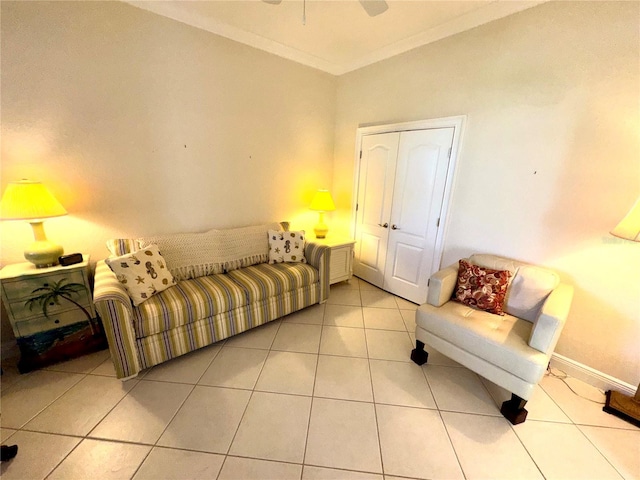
[412,254,573,424]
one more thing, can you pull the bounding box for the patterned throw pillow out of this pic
[268,230,307,264]
[454,259,512,315]
[105,244,176,306]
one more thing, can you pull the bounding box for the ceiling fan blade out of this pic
[359,0,388,17]
[262,0,283,4]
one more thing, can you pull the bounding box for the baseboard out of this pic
[550,353,637,397]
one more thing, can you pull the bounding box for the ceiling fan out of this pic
[263,0,389,18]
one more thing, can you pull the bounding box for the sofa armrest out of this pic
[93,260,141,379]
[305,242,331,303]
[427,264,459,307]
[529,283,574,354]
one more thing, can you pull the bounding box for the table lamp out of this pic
[603,196,640,427]
[0,179,68,268]
[309,189,336,239]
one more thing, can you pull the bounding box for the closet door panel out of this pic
[383,128,455,303]
[353,133,399,287]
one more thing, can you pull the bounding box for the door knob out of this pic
[391,224,400,230]
[378,223,389,228]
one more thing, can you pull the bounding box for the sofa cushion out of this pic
[227,263,319,302]
[132,273,248,338]
[268,230,307,264]
[105,245,177,306]
[454,259,512,315]
[416,301,548,384]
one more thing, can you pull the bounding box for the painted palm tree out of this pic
[25,278,97,335]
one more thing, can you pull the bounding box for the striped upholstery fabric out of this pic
[94,240,330,379]
[106,238,138,257]
[132,274,247,338]
[136,286,319,370]
[305,242,330,302]
[227,263,319,302]
[94,261,141,378]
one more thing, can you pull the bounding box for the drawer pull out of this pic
[54,319,60,324]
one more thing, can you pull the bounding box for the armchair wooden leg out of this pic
[410,340,429,365]
[501,393,528,425]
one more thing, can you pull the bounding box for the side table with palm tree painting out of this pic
[0,255,107,373]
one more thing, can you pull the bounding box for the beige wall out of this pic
[2,1,638,386]
[1,1,336,266]
[333,1,640,385]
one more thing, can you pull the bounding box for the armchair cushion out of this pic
[468,254,559,322]
[454,259,512,315]
[416,301,549,384]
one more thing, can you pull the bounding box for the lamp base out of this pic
[25,240,64,268]
[314,225,329,239]
[314,211,329,239]
[603,390,640,428]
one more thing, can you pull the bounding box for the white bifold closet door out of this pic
[353,127,455,304]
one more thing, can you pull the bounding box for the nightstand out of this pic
[313,237,356,284]
[0,255,106,373]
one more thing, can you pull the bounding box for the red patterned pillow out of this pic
[454,259,512,315]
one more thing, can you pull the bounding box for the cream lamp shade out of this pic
[0,179,67,268]
[309,189,336,239]
[610,197,640,242]
[602,195,640,428]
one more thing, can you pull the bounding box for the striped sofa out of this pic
[93,224,330,380]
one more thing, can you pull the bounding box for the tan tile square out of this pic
[365,329,412,362]
[514,421,623,479]
[0,370,84,428]
[305,398,382,473]
[376,404,463,479]
[320,326,368,358]
[369,359,435,408]
[442,411,543,479]
[302,465,383,479]
[158,386,251,453]
[43,349,111,374]
[133,446,224,480]
[272,323,322,353]
[218,456,302,480]
[324,304,364,328]
[224,320,281,348]
[255,350,317,396]
[48,438,150,480]
[360,289,397,308]
[282,303,326,325]
[143,345,221,384]
[327,288,362,306]
[578,425,640,480]
[424,366,499,416]
[314,355,373,402]
[229,391,311,463]
[90,380,193,444]
[363,307,405,331]
[198,347,268,389]
[0,431,80,480]
[25,374,138,436]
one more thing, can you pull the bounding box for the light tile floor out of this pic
[1,278,638,480]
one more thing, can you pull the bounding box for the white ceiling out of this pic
[127,0,546,76]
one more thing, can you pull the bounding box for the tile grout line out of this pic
[299,301,326,479]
